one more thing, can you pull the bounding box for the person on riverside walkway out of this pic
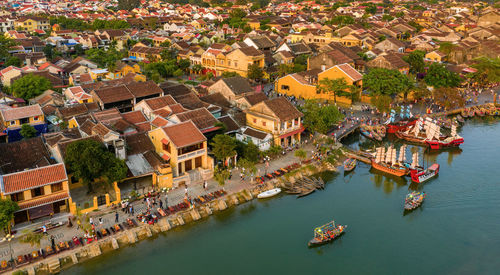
[42,225,48,235]
[115,212,119,223]
[159,199,163,209]
[184,186,188,197]
[203,180,207,190]
[165,194,168,208]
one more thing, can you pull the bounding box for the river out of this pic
[65,117,500,275]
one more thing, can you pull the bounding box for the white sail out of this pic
[451,124,457,137]
[375,147,384,163]
[398,145,407,163]
[391,147,397,165]
[432,123,441,140]
[411,152,419,169]
[385,147,392,163]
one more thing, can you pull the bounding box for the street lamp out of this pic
[2,234,14,264]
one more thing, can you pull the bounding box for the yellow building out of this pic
[14,16,50,32]
[64,86,94,104]
[106,61,144,80]
[425,50,447,63]
[275,63,363,105]
[201,46,265,77]
[1,163,70,224]
[0,104,44,130]
[129,45,163,62]
[245,97,304,147]
[148,121,213,184]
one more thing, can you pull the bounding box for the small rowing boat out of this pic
[404,191,425,210]
[343,158,357,172]
[257,188,281,199]
[308,220,346,247]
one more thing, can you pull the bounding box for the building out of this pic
[0,104,46,142]
[148,121,212,186]
[244,97,304,147]
[14,16,50,32]
[0,163,70,224]
[207,76,255,108]
[201,46,265,77]
[91,81,164,112]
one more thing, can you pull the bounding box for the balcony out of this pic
[177,148,206,161]
[278,123,303,135]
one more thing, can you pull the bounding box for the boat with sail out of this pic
[385,106,416,134]
[395,117,464,149]
[370,145,408,177]
[308,220,346,247]
[408,151,439,183]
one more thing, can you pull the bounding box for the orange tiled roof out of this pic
[18,191,70,210]
[1,164,67,194]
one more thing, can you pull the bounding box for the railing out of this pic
[278,124,302,135]
[177,148,206,161]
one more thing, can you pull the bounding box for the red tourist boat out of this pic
[408,151,439,183]
[395,117,464,150]
[371,146,408,177]
[386,119,417,134]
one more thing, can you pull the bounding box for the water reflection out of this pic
[370,169,407,194]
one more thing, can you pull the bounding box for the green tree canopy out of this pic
[247,63,264,81]
[85,47,124,68]
[117,0,141,11]
[0,34,17,60]
[0,199,19,232]
[5,56,21,67]
[403,50,425,74]
[11,74,53,100]
[65,139,128,192]
[20,124,37,139]
[424,63,461,88]
[242,141,260,163]
[432,87,465,110]
[471,57,500,86]
[210,134,237,163]
[316,77,352,103]
[363,68,413,96]
[300,100,344,135]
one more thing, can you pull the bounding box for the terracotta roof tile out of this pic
[161,121,206,148]
[173,108,218,131]
[1,164,67,194]
[262,97,303,121]
[0,104,43,121]
[141,95,177,111]
[18,191,70,210]
[122,110,147,124]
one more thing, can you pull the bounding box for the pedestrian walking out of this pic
[50,235,55,249]
[42,225,48,235]
[89,217,93,226]
[203,180,207,190]
[115,212,119,223]
[159,200,163,209]
[98,217,103,225]
[184,186,188,197]
[129,205,133,216]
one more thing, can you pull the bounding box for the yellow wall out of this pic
[275,75,324,100]
[425,52,443,62]
[3,114,44,129]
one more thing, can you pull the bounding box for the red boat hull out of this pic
[410,164,440,183]
[386,119,417,134]
[425,138,464,150]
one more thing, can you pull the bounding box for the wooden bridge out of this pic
[330,122,361,142]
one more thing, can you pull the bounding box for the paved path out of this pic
[0,144,313,263]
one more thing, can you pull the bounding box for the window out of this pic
[262,121,266,126]
[31,187,44,198]
[10,121,15,126]
[253,118,257,123]
[11,192,24,202]
[51,182,63,193]
[33,116,39,121]
[281,85,290,90]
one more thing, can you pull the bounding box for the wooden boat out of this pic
[456,115,465,123]
[404,191,425,210]
[385,118,417,134]
[409,151,439,183]
[343,158,357,172]
[395,117,464,149]
[308,220,346,247]
[475,107,485,117]
[257,188,281,199]
[371,146,408,177]
[360,124,382,141]
[297,188,315,198]
[460,109,468,118]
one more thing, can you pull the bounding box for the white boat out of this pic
[257,188,281,199]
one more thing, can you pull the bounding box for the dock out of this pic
[343,147,373,164]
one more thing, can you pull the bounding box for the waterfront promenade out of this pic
[0,144,314,264]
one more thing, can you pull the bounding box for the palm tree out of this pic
[317,77,351,103]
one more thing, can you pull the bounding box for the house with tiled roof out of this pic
[244,97,304,147]
[207,76,256,108]
[148,120,212,185]
[134,95,178,120]
[366,53,410,74]
[170,108,220,134]
[0,163,70,225]
[91,81,164,112]
[64,86,93,104]
[0,104,47,142]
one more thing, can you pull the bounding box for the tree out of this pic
[365,5,377,14]
[20,124,37,139]
[173,69,184,77]
[65,139,128,192]
[238,158,257,182]
[300,100,344,134]
[403,50,425,74]
[117,0,141,11]
[432,87,465,110]
[20,230,46,248]
[192,64,203,74]
[439,42,455,55]
[0,34,17,60]
[43,44,55,60]
[317,77,351,103]
[370,94,392,113]
[294,149,307,162]
[222,71,240,78]
[178,59,191,72]
[11,74,53,100]
[74,44,85,56]
[424,63,461,88]
[242,141,260,163]
[247,64,264,81]
[471,57,500,86]
[363,68,413,96]
[210,134,236,164]
[214,165,230,186]
[382,14,394,21]
[5,56,21,67]
[0,199,18,232]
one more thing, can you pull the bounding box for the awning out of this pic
[279,126,305,139]
[18,191,69,211]
[161,153,170,161]
[28,204,54,220]
[462,67,477,73]
[161,138,169,145]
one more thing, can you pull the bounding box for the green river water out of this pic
[65,118,500,275]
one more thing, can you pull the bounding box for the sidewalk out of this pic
[0,144,313,263]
